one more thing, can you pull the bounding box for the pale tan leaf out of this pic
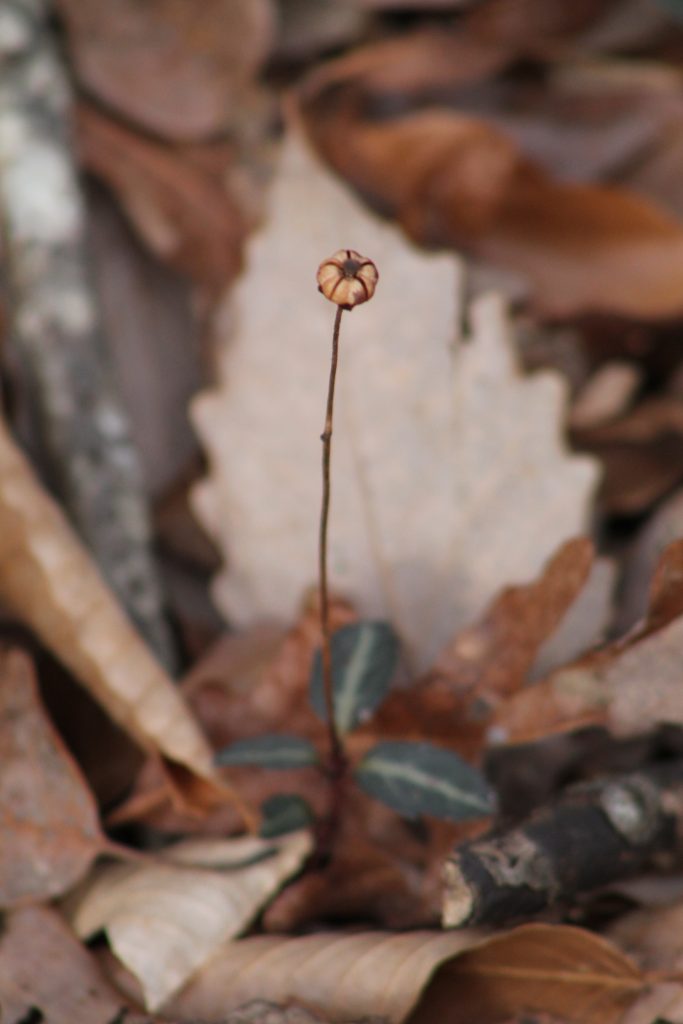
[162,930,479,1021]
[0,415,213,778]
[191,128,599,671]
[0,649,104,906]
[67,831,312,1011]
[155,924,642,1024]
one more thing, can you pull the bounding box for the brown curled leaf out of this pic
[296,35,683,320]
[0,414,215,782]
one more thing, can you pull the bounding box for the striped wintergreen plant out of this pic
[215,254,496,845]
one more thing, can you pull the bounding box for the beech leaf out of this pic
[310,621,399,732]
[216,734,320,770]
[157,924,643,1024]
[432,922,645,1024]
[192,128,599,671]
[355,740,495,820]
[0,414,215,782]
[66,831,312,1011]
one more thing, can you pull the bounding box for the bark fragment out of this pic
[0,0,174,665]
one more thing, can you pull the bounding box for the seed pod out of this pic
[317,249,378,309]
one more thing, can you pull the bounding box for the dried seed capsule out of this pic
[317,249,378,309]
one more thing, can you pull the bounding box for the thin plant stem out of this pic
[319,305,346,775]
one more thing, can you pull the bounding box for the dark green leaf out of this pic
[215,734,320,770]
[260,794,315,838]
[310,621,399,733]
[355,740,495,821]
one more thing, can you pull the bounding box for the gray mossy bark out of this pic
[443,761,683,927]
[0,0,175,667]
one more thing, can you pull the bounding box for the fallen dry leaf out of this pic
[67,831,312,1011]
[463,0,616,47]
[573,395,683,515]
[0,413,215,780]
[274,0,369,62]
[77,104,245,293]
[570,362,641,432]
[360,538,599,759]
[297,36,683,319]
[617,487,683,632]
[607,899,683,972]
[212,1002,361,1024]
[58,0,275,141]
[140,929,482,1021]
[425,537,596,709]
[529,554,615,680]
[0,905,161,1024]
[142,924,642,1024]
[619,983,683,1024]
[108,598,355,837]
[0,649,104,906]
[605,900,683,1023]
[493,538,683,743]
[192,128,598,672]
[418,923,644,1024]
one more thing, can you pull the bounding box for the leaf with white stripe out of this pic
[355,741,495,821]
[215,734,320,770]
[310,621,399,733]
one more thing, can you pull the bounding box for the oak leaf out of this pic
[192,129,599,671]
[493,538,683,743]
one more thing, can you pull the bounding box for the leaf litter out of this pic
[10,2,683,1021]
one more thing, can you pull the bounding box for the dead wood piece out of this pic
[0,0,174,666]
[443,761,683,928]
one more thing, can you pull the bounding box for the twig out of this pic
[0,0,175,667]
[443,760,683,927]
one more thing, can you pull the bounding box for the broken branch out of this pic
[443,760,683,928]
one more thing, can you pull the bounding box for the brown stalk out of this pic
[315,249,378,853]
[319,305,346,774]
